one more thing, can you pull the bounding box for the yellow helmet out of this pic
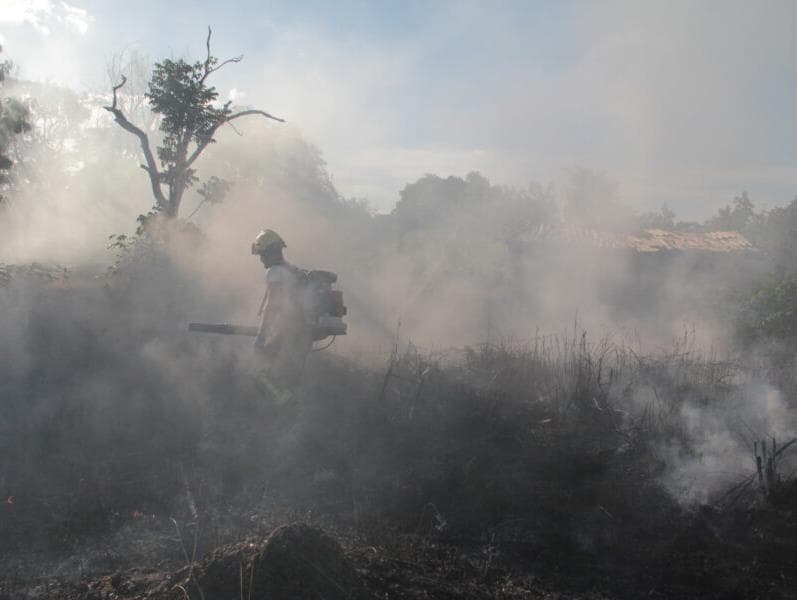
[251,229,286,255]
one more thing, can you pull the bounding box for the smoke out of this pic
[0,78,152,264]
[0,96,761,353]
[657,381,797,505]
[1,2,788,351]
[1,21,795,547]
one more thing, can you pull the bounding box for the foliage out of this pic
[382,171,557,314]
[638,203,676,230]
[4,80,90,193]
[145,56,232,196]
[0,45,31,202]
[185,175,232,219]
[392,171,555,249]
[739,275,797,340]
[707,192,797,276]
[706,191,765,234]
[758,197,797,276]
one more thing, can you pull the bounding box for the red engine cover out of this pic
[327,290,347,316]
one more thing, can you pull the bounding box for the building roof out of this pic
[528,224,754,253]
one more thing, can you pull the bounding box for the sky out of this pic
[1,0,796,217]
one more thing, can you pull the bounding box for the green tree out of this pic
[392,171,554,241]
[104,28,283,219]
[707,191,762,233]
[638,204,677,230]
[0,45,31,203]
[759,196,797,276]
[738,275,797,340]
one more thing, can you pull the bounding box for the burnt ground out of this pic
[2,270,797,599]
[2,437,796,600]
[4,456,796,600]
[2,357,796,600]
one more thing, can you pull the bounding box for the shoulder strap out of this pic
[283,262,308,283]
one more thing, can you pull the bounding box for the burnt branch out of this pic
[227,108,285,124]
[185,109,285,168]
[208,55,243,76]
[109,75,127,109]
[205,27,212,69]
[200,27,243,83]
[202,27,214,81]
[226,120,244,136]
[104,77,167,209]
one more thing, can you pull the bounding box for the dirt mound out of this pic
[164,523,368,600]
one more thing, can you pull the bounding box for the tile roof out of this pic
[528,224,754,253]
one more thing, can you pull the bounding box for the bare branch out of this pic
[226,109,285,124]
[203,27,213,77]
[226,120,244,136]
[185,109,285,168]
[207,55,243,77]
[109,75,127,110]
[185,198,208,221]
[200,27,243,82]
[104,78,167,209]
[184,140,214,170]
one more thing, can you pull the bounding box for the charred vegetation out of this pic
[2,242,797,598]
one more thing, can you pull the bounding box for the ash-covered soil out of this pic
[4,495,797,599]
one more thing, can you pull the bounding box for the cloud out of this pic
[60,2,92,34]
[0,0,93,36]
[227,87,245,102]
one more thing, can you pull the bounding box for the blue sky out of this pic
[2,0,796,217]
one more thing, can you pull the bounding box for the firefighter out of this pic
[251,229,313,385]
